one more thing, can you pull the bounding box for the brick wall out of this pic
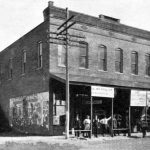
[49,6,150,89]
[0,21,49,121]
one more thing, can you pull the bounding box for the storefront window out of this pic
[53,93,66,126]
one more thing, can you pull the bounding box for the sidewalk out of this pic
[0,132,149,145]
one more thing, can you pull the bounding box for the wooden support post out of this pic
[90,96,93,138]
[111,98,114,137]
[128,106,131,137]
[146,91,148,123]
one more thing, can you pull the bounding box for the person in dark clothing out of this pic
[140,115,148,138]
[93,115,99,137]
[74,114,81,137]
[123,112,129,136]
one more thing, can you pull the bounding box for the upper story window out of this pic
[79,41,88,68]
[0,63,2,76]
[145,53,150,76]
[38,41,43,68]
[0,63,2,83]
[9,58,13,79]
[22,50,26,74]
[58,45,66,67]
[99,45,107,71]
[115,48,123,73]
[131,51,138,75]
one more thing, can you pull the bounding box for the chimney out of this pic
[99,14,120,23]
[48,1,54,7]
[43,1,54,21]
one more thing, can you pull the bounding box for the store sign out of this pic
[91,86,114,98]
[146,91,150,107]
[130,90,146,106]
[53,116,60,125]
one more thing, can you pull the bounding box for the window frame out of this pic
[79,41,89,69]
[22,50,26,75]
[9,58,13,79]
[99,45,107,71]
[115,48,123,73]
[57,44,66,67]
[131,51,138,75]
[38,41,43,68]
[145,53,150,76]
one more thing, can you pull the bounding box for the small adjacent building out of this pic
[0,1,150,135]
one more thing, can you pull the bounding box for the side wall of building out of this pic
[0,21,49,131]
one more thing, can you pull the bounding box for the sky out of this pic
[0,0,150,51]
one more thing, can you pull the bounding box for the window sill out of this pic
[131,73,138,76]
[79,67,89,70]
[145,75,150,78]
[98,70,108,72]
[115,72,123,74]
[20,73,25,77]
[8,78,12,81]
[36,67,43,70]
[58,65,66,68]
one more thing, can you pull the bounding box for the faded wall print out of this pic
[9,92,49,135]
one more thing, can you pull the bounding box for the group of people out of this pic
[73,114,113,138]
[74,114,91,138]
[74,112,149,138]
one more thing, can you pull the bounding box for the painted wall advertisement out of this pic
[9,92,49,134]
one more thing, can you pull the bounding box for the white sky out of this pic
[0,0,150,51]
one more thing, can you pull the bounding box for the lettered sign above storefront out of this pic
[91,86,114,98]
[130,90,146,106]
[146,91,150,107]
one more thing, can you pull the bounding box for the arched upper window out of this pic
[145,53,150,76]
[22,50,26,74]
[38,41,43,68]
[131,51,138,75]
[115,48,123,73]
[98,45,107,71]
[9,58,13,79]
[79,41,88,68]
[58,44,66,67]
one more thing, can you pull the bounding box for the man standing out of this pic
[100,115,111,136]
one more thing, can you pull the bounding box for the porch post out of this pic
[128,106,131,136]
[90,96,93,138]
[111,98,114,137]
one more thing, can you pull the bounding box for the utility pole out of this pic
[57,8,75,139]
[65,8,70,139]
[49,6,85,139]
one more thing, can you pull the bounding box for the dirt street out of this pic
[0,133,150,150]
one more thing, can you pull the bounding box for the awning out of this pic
[50,72,150,89]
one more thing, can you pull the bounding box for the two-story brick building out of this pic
[0,1,150,135]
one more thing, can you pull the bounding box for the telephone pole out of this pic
[49,6,85,139]
[65,8,69,139]
[57,8,75,139]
